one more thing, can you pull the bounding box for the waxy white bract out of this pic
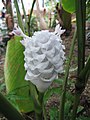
[12,25,65,92]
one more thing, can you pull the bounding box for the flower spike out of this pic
[13,25,65,92]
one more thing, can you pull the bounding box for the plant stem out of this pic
[59,28,77,120]
[71,57,90,120]
[35,112,43,120]
[76,0,86,75]
[71,0,86,120]
[0,92,25,120]
[29,82,44,120]
[43,104,47,120]
[35,92,44,120]
[21,0,28,33]
[28,0,36,36]
[34,92,44,120]
[14,0,24,32]
[71,93,80,120]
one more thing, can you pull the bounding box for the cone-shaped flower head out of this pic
[12,25,65,92]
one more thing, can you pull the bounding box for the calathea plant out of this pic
[12,24,65,119]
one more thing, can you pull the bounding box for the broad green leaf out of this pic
[62,0,75,13]
[4,36,34,113]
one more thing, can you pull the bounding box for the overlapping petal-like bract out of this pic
[13,25,65,92]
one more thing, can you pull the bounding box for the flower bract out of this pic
[12,25,65,92]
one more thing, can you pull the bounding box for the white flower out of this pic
[55,24,65,36]
[12,26,30,47]
[12,25,65,92]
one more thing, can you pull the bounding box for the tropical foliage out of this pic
[0,0,90,120]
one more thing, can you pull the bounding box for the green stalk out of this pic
[35,92,44,120]
[71,93,80,120]
[21,0,28,32]
[71,0,86,120]
[14,0,24,32]
[28,0,36,36]
[76,0,86,75]
[0,92,25,120]
[29,82,44,120]
[43,102,47,120]
[59,28,77,120]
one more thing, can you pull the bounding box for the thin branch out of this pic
[21,0,28,33]
[28,0,36,36]
[14,0,24,32]
[71,0,86,120]
[59,28,77,120]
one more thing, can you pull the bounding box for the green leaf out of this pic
[0,83,6,91]
[54,79,64,85]
[62,0,75,13]
[65,101,71,114]
[29,82,42,114]
[77,105,84,113]
[49,107,59,120]
[4,36,34,113]
[76,116,90,120]
[66,92,74,102]
[44,87,62,104]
